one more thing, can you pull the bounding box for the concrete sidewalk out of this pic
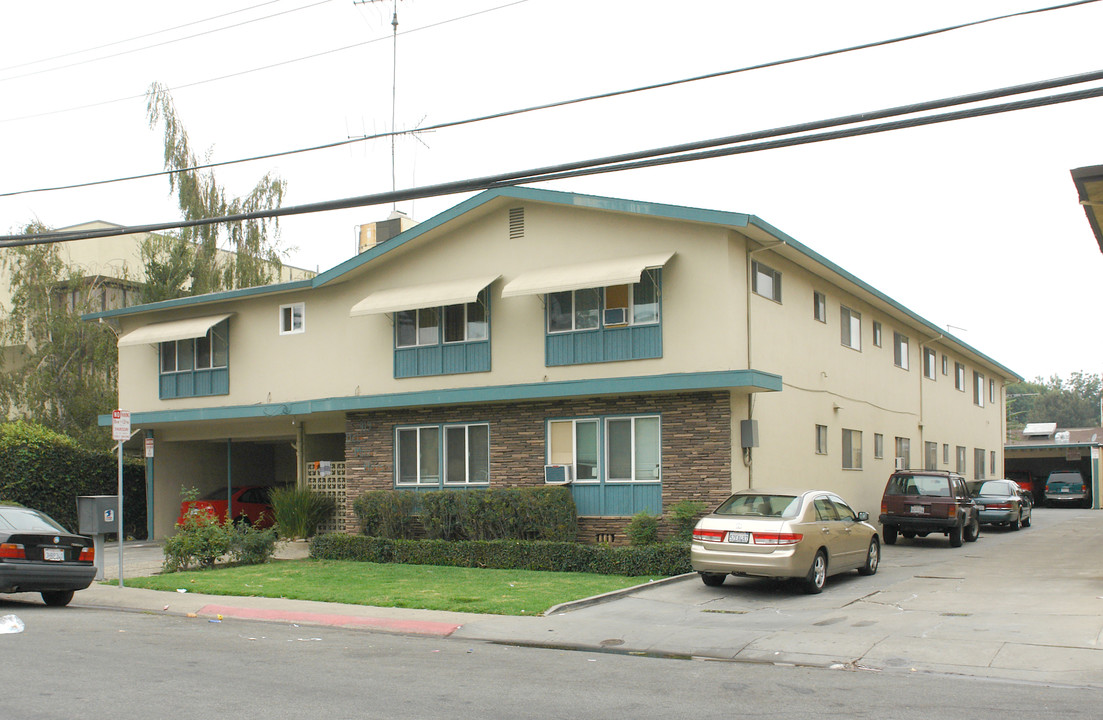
[56,510,1103,688]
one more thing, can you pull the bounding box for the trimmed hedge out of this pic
[353,486,578,542]
[310,533,692,577]
[0,421,146,538]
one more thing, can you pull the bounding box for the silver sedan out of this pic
[690,489,880,594]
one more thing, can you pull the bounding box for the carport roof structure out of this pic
[1070,165,1103,253]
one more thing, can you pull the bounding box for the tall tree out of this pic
[1008,372,1103,429]
[144,81,287,297]
[0,224,119,450]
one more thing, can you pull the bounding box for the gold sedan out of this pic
[690,489,880,593]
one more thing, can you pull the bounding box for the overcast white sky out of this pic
[2,0,1102,382]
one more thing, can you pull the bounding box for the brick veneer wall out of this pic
[344,391,732,544]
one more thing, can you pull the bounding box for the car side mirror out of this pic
[857,511,869,521]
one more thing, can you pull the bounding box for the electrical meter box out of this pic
[77,495,119,535]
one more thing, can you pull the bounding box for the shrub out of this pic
[0,420,146,538]
[626,511,660,546]
[668,500,707,541]
[269,485,337,539]
[309,534,691,577]
[418,490,464,540]
[353,490,418,539]
[227,522,278,565]
[162,511,232,572]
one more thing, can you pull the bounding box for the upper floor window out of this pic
[815,424,828,455]
[973,371,985,407]
[873,321,882,347]
[942,354,949,375]
[160,322,229,373]
[280,303,305,335]
[955,362,965,391]
[842,429,862,469]
[893,332,909,370]
[840,307,861,350]
[923,348,936,379]
[397,291,488,348]
[547,270,659,333]
[989,379,997,404]
[158,319,230,399]
[813,292,826,323]
[874,433,884,459]
[751,261,782,303]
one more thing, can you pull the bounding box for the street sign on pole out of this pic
[112,410,131,442]
[112,409,129,587]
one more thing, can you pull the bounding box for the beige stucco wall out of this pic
[739,244,1010,517]
[118,201,750,416]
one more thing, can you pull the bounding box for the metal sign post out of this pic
[111,410,130,588]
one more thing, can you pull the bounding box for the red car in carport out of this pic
[177,486,275,528]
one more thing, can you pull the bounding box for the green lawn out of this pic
[116,559,659,615]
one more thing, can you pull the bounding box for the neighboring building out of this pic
[85,188,1019,541]
[1004,423,1100,507]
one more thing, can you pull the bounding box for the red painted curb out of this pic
[198,604,461,637]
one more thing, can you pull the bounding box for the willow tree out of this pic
[143,82,287,299]
[0,224,119,450]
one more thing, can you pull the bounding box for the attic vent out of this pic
[508,207,524,239]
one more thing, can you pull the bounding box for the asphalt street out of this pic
[4,507,1101,690]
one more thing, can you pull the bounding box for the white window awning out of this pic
[500,251,674,298]
[349,274,499,317]
[117,313,233,348]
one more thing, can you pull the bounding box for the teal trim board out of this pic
[98,369,781,426]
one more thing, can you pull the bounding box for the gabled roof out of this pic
[82,186,1020,380]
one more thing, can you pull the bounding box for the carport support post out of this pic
[226,439,232,522]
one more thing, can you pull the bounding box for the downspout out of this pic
[745,239,786,488]
[226,438,233,522]
[916,332,944,469]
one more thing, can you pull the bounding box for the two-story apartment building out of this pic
[86,188,1018,540]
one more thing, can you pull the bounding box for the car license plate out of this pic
[727,531,749,544]
[1061,488,1070,493]
[910,505,925,514]
[43,547,64,562]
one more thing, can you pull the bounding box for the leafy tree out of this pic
[144,81,287,298]
[1008,372,1102,430]
[0,225,118,450]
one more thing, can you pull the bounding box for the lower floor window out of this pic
[396,423,489,487]
[547,415,660,483]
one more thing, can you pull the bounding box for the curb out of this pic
[543,572,694,615]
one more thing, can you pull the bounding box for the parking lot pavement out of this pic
[453,508,1103,686]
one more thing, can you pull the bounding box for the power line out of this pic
[1,0,1095,199]
[0,0,533,126]
[0,0,298,75]
[5,69,1103,247]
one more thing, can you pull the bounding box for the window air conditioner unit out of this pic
[544,464,573,484]
[603,307,627,326]
[894,457,906,470]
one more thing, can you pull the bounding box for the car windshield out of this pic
[974,481,1010,497]
[714,494,800,518]
[200,488,237,501]
[0,506,69,533]
[885,474,949,497]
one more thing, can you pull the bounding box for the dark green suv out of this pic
[879,470,980,548]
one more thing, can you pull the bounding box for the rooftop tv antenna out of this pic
[354,0,403,208]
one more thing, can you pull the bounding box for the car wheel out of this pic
[883,525,898,545]
[1021,512,1031,528]
[964,515,980,542]
[804,551,827,594]
[1008,514,1020,531]
[699,572,726,587]
[858,538,880,576]
[41,590,74,607]
[949,522,964,547]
